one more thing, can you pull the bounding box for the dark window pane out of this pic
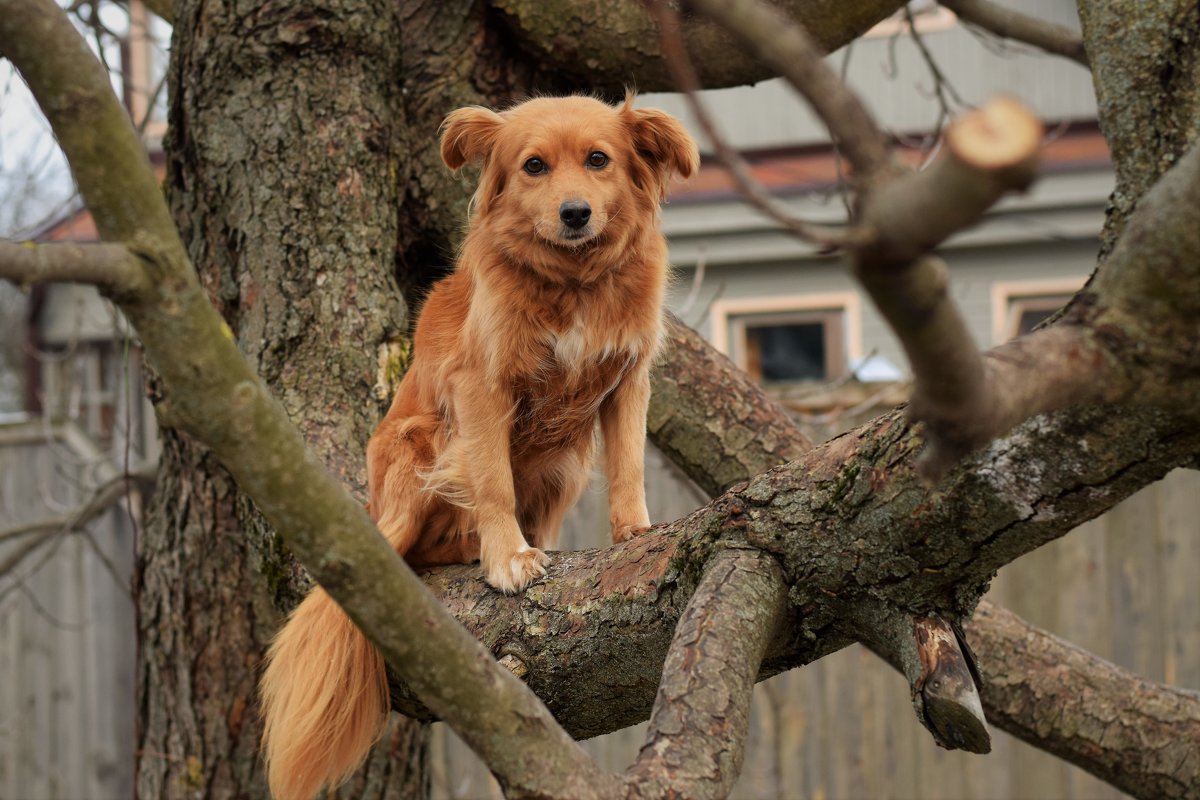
[1016,307,1057,336]
[746,322,827,382]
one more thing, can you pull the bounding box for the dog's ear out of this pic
[440,106,504,170]
[624,103,700,199]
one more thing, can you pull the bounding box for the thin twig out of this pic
[676,245,708,318]
[0,530,68,605]
[0,519,68,544]
[16,583,86,630]
[0,528,61,577]
[136,70,168,137]
[905,6,968,135]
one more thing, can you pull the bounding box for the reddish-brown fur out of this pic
[259,95,698,800]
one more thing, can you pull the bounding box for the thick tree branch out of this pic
[967,601,1200,800]
[649,316,813,496]
[860,609,991,754]
[854,98,1050,478]
[625,549,787,799]
[392,402,1199,727]
[1088,138,1200,417]
[489,0,906,95]
[0,2,614,795]
[0,8,176,264]
[0,240,149,298]
[647,311,1200,793]
[942,0,1089,68]
[858,97,1042,265]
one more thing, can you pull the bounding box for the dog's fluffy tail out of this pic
[260,587,388,800]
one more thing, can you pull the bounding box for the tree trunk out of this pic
[135,0,423,794]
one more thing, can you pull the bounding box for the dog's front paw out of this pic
[612,523,650,544]
[485,547,550,594]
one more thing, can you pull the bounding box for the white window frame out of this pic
[709,293,863,382]
[990,277,1087,344]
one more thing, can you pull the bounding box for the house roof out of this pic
[668,122,1110,204]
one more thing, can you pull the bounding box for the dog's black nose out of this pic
[559,200,592,230]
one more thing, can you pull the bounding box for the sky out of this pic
[0,0,169,238]
[0,67,73,238]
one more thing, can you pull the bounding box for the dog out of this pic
[258,94,698,800]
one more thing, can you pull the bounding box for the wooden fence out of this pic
[0,420,137,800]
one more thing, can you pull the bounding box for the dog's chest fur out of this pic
[545,312,640,368]
[502,309,642,455]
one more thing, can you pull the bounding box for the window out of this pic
[736,311,843,383]
[991,278,1087,343]
[710,294,862,386]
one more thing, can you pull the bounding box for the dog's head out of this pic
[440,95,698,267]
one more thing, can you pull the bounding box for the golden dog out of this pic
[259,94,698,800]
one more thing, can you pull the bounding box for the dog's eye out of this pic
[587,151,609,169]
[523,157,546,175]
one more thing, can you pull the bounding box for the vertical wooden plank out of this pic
[1053,519,1111,665]
[1051,517,1121,800]
[1158,469,1200,690]
[0,445,14,800]
[1000,541,1072,798]
[831,647,868,800]
[856,646,888,798]
[61,532,86,800]
[1104,485,1166,680]
[730,683,775,798]
[755,672,799,799]
[880,657,921,799]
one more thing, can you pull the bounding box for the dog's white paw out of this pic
[612,522,650,544]
[485,547,550,594]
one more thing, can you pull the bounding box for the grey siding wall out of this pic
[643,1,1093,151]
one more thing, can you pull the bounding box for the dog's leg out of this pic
[454,380,549,593]
[520,445,593,551]
[367,417,436,557]
[600,361,653,543]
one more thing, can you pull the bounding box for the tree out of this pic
[1,0,1198,798]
